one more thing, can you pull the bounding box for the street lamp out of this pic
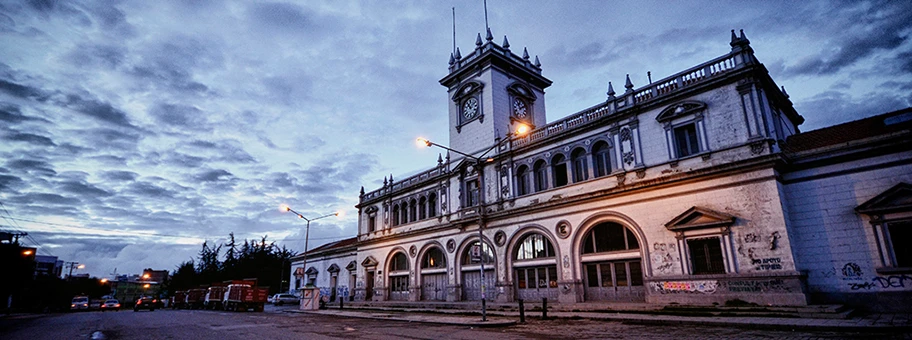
[65,262,85,279]
[280,205,339,288]
[416,124,532,322]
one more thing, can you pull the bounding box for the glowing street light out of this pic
[100,278,109,284]
[280,205,340,288]
[21,250,33,256]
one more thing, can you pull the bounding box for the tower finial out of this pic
[475,33,483,48]
[534,56,541,68]
[625,74,634,93]
[522,47,530,60]
[502,36,510,50]
[607,81,616,99]
[485,27,493,42]
[449,53,455,65]
[781,85,789,99]
[731,29,738,44]
[438,153,443,166]
[455,47,462,60]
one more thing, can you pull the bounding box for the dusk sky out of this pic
[1,0,909,278]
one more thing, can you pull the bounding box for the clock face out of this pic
[512,98,527,118]
[462,97,478,119]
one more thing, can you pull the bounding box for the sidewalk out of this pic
[288,304,912,332]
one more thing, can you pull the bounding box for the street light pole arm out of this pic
[417,138,478,160]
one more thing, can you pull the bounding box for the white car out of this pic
[71,296,89,311]
[271,294,299,306]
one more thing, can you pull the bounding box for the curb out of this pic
[287,309,517,328]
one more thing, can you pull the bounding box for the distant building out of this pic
[292,29,912,312]
[141,268,169,284]
[34,255,62,278]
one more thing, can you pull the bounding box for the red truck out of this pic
[171,291,187,309]
[222,280,268,312]
[186,288,207,310]
[204,284,227,310]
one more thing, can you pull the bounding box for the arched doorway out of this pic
[420,247,447,301]
[580,222,645,301]
[388,252,409,301]
[460,240,495,301]
[513,233,559,300]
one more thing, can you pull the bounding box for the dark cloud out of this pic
[15,192,81,206]
[0,79,46,100]
[64,43,126,69]
[0,103,48,123]
[5,158,56,177]
[56,180,112,198]
[187,140,217,149]
[0,174,26,191]
[148,102,210,130]
[100,170,139,182]
[77,127,142,151]
[61,94,136,128]
[162,152,205,168]
[125,181,177,199]
[784,2,912,76]
[88,154,128,167]
[2,131,55,146]
[246,2,313,33]
[195,169,233,182]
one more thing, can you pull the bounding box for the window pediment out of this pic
[453,81,484,101]
[346,261,357,271]
[856,183,912,214]
[305,267,318,275]
[657,101,706,122]
[507,83,537,100]
[361,256,378,268]
[327,264,340,273]
[665,206,735,231]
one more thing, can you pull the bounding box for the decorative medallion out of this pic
[584,139,591,145]
[555,221,571,239]
[446,239,456,253]
[623,151,635,165]
[409,245,417,257]
[563,146,570,152]
[563,255,571,268]
[494,231,506,246]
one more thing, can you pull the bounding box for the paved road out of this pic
[1,305,907,339]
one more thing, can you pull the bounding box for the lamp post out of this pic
[416,122,531,322]
[280,206,339,289]
[64,262,84,279]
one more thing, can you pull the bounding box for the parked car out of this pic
[71,296,89,311]
[270,293,299,306]
[133,296,157,312]
[89,299,103,311]
[101,299,121,311]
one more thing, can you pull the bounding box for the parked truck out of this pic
[222,280,268,312]
[186,288,207,310]
[171,291,187,309]
[204,284,227,310]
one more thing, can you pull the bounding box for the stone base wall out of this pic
[645,272,808,306]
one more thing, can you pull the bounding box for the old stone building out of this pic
[291,29,912,312]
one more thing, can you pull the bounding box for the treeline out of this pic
[166,233,296,295]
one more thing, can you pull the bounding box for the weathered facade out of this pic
[292,29,912,311]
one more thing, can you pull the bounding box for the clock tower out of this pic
[439,29,552,156]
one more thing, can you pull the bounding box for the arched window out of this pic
[514,233,555,260]
[533,160,548,192]
[552,154,568,187]
[516,165,531,196]
[389,252,409,300]
[582,222,639,254]
[461,241,494,265]
[418,197,427,220]
[571,148,588,183]
[390,252,409,271]
[428,193,437,218]
[422,247,447,269]
[592,141,612,178]
[392,204,400,226]
[409,199,417,222]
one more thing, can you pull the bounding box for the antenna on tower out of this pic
[452,7,457,54]
[483,0,489,30]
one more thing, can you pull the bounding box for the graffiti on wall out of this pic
[651,242,677,274]
[848,275,912,290]
[752,257,782,271]
[650,281,718,294]
[723,279,791,293]
[842,263,863,280]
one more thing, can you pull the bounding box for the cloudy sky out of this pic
[1,0,909,278]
